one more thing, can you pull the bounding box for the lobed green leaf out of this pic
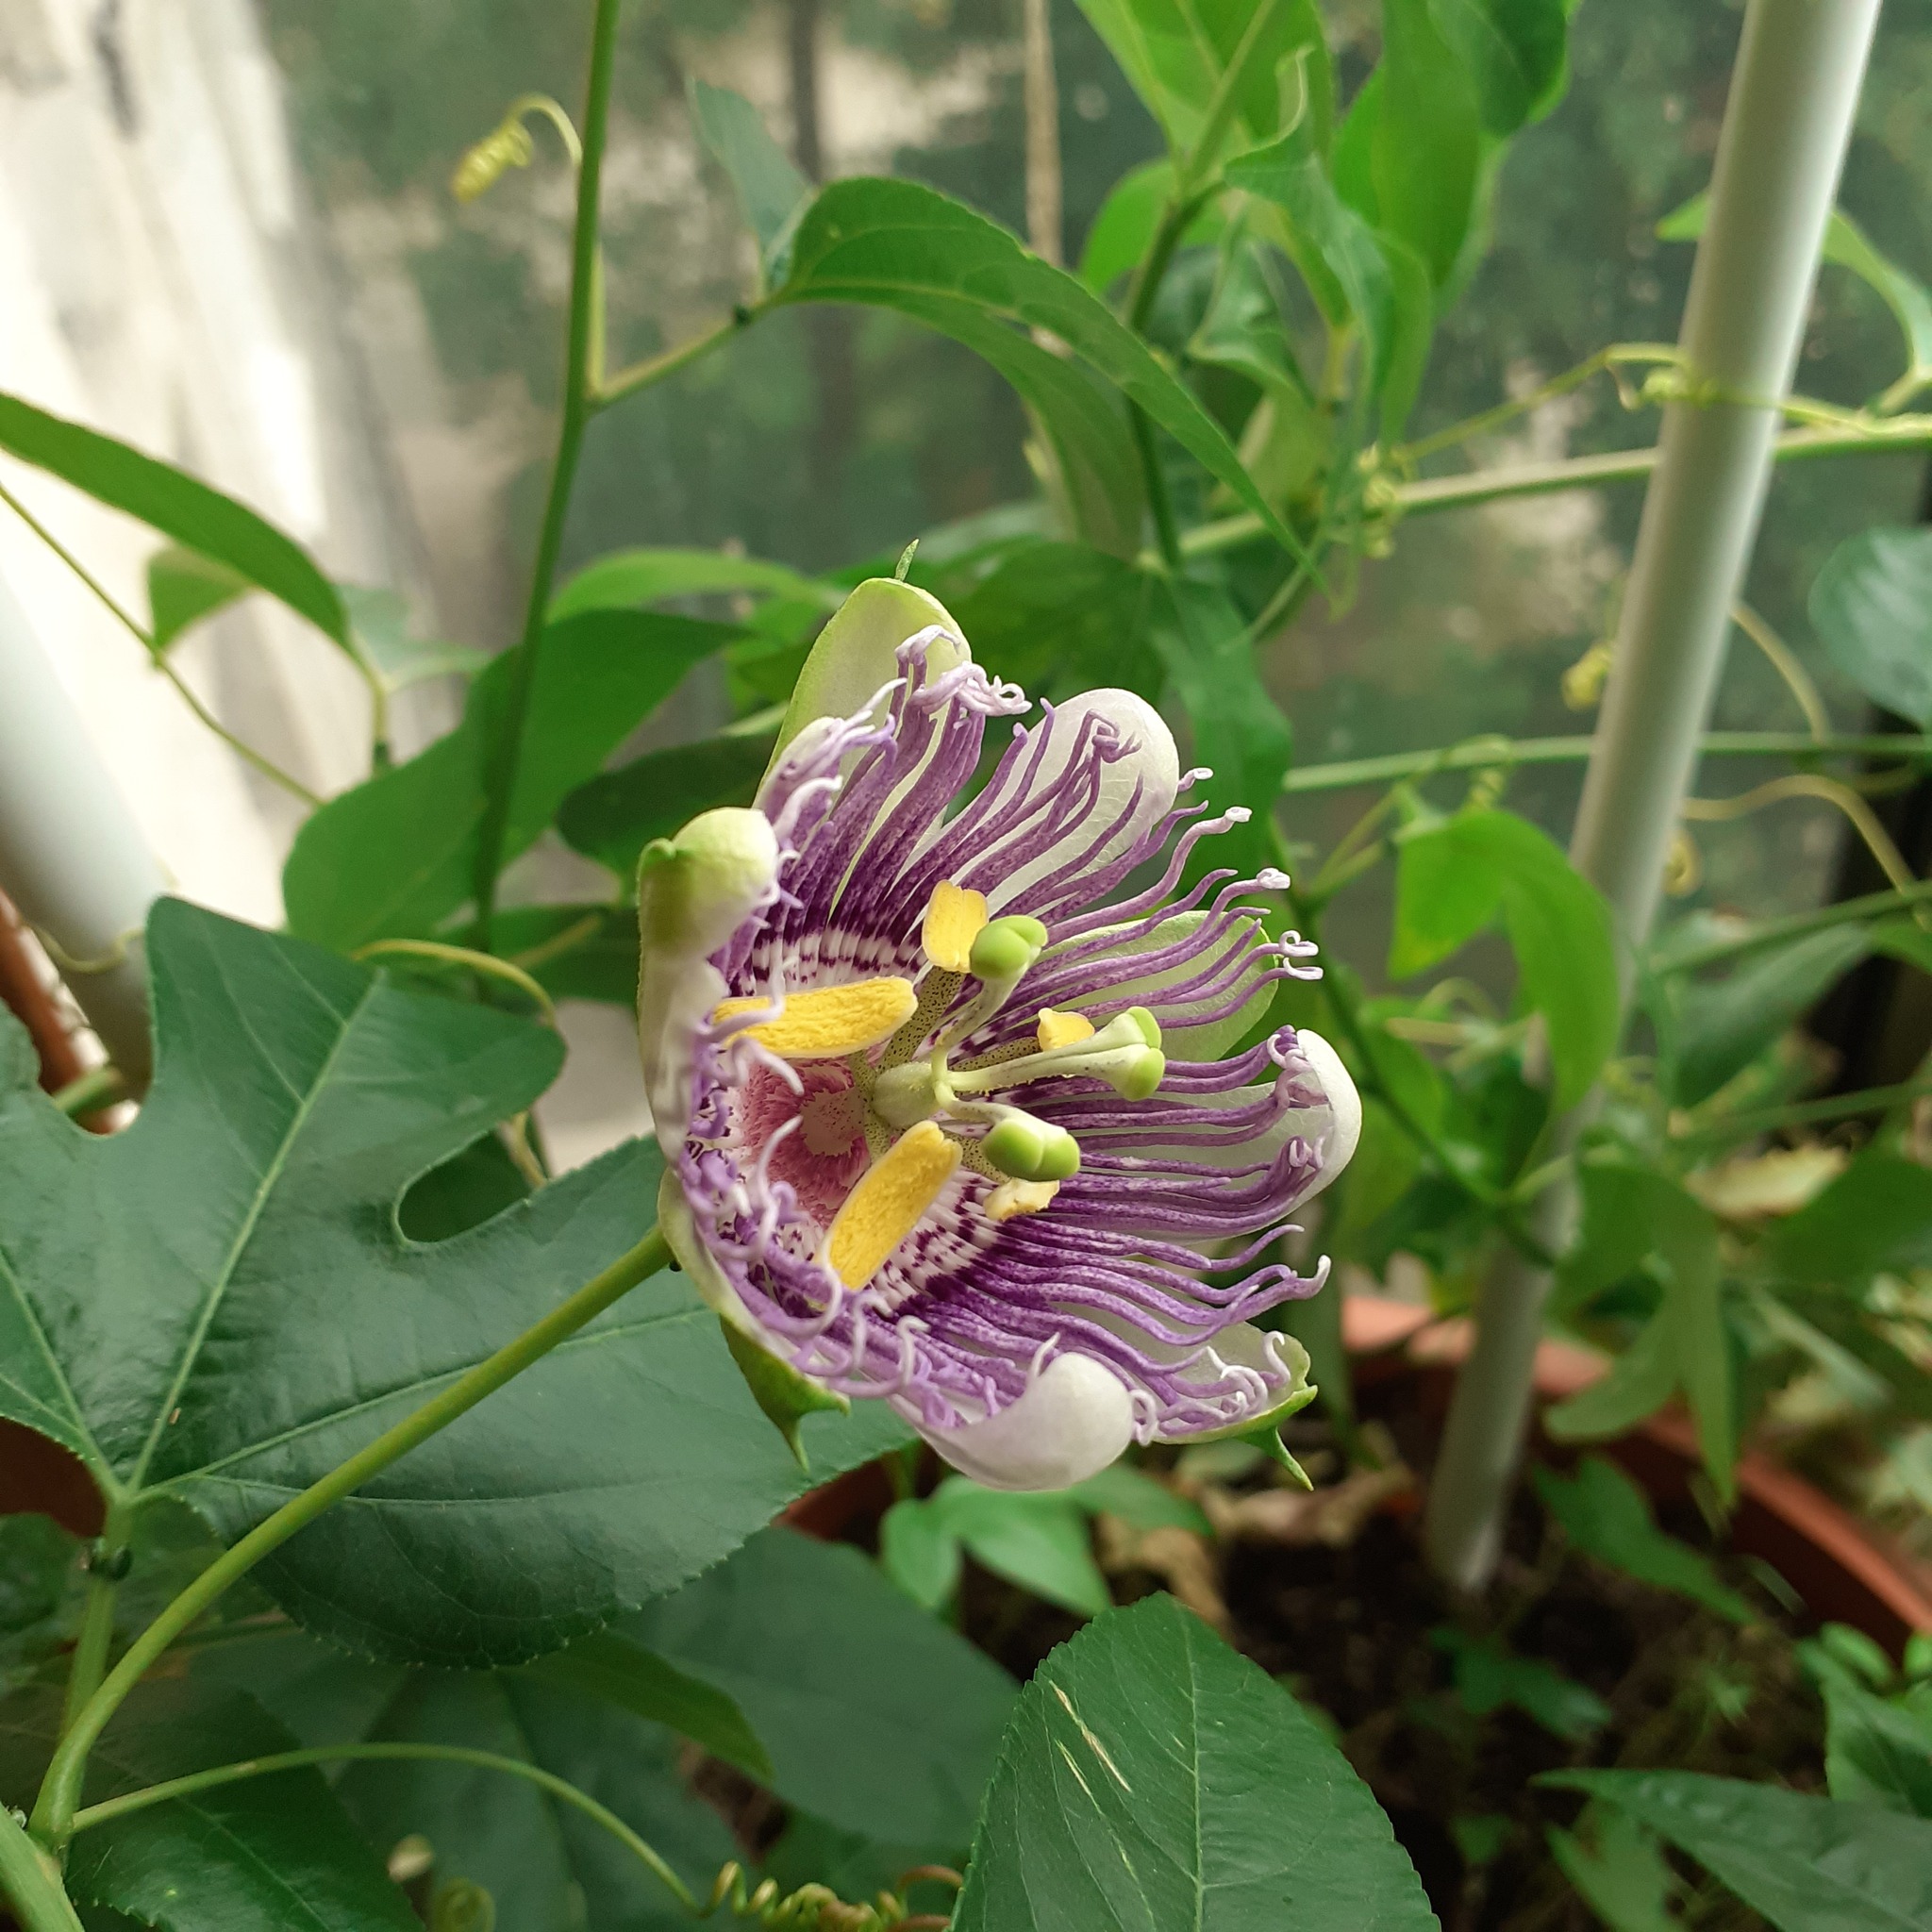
[0,900,903,1668]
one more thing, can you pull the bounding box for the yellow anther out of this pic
[921,880,989,973]
[824,1121,960,1287]
[986,1177,1059,1223]
[714,977,917,1058]
[1036,1008,1095,1052]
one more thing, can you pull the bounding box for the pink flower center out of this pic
[739,1061,872,1227]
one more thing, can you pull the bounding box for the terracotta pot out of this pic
[1344,1294,1932,1657]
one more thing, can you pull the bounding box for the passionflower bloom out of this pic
[639,579,1360,1491]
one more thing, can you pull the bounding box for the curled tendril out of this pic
[1662,825,1703,897]
[1561,637,1613,711]
[702,1861,961,1930]
[452,93,584,202]
[453,120,534,200]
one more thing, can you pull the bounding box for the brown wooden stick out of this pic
[0,890,84,1093]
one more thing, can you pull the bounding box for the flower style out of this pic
[639,579,1360,1491]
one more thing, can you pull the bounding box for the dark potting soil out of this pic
[957,1392,1827,1932]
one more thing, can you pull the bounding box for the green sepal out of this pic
[1244,1420,1316,1491]
[721,1319,850,1469]
[765,577,968,775]
[1165,1333,1320,1452]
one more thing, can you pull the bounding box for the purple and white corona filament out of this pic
[639,580,1360,1491]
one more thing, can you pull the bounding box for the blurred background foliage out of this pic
[213,0,1932,1569]
[260,0,1928,958]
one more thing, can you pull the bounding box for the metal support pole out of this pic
[1424,0,1884,1590]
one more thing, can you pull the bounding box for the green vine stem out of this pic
[1279,730,1932,797]
[0,479,327,809]
[1392,342,1683,467]
[470,0,623,949]
[1118,7,1285,574]
[1673,1074,1932,1148]
[57,1503,133,1740]
[596,311,760,412]
[0,1809,84,1932]
[1180,417,1932,558]
[48,1065,128,1120]
[29,1226,671,1850]
[1424,0,1885,1591]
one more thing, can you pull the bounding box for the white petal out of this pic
[638,954,724,1160]
[1291,1028,1361,1206]
[636,808,779,1155]
[1058,908,1274,1058]
[1075,1024,1362,1213]
[1150,1320,1315,1443]
[766,577,968,770]
[980,691,1180,912]
[921,1353,1133,1491]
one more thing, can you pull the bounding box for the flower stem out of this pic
[30,1225,670,1850]
[1424,0,1883,1592]
[470,0,624,949]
